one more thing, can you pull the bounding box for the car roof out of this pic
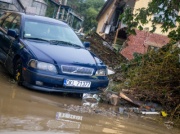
[6,11,68,26]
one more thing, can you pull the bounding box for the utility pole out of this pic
[56,0,62,19]
[61,0,67,20]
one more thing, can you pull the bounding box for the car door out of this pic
[0,13,17,63]
[3,15,21,74]
[0,12,10,63]
[6,15,22,74]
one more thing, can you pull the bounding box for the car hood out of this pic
[24,40,101,67]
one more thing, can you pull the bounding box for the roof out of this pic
[34,0,47,5]
[96,0,114,21]
[50,0,60,5]
[0,0,12,4]
[50,0,67,6]
[49,0,71,9]
[0,0,25,10]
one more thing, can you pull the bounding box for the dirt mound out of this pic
[85,32,126,69]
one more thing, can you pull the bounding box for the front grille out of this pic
[61,65,94,76]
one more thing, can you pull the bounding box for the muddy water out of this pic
[0,65,179,134]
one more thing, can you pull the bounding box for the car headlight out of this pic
[95,69,107,76]
[29,60,57,73]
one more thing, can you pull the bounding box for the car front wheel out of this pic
[14,59,23,85]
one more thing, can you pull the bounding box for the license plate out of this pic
[64,79,91,88]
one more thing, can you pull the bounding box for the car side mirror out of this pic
[83,42,90,49]
[7,29,18,38]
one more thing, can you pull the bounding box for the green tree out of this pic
[84,7,98,31]
[119,0,180,120]
[68,0,105,32]
[84,0,105,10]
[121,0,180,42]
[46,0,58,18]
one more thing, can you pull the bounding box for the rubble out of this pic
[109,94,119,106]
[99,90,163,117]
[141,111,160,115]
[119,92,144,107]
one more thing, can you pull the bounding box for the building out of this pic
[48,0,84,30]
[96,0,170,60]
[21,0,47,16]
[0,0,83,30]
[96,0,134,38]
[0,0,25,16]
[0,0,47,16]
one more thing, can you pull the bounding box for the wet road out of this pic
[0,65,179,134]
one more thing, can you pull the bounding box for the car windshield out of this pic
[23,20,84,47]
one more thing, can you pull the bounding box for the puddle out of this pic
[0,65,180,134]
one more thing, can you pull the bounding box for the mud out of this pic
[0,65,179,134]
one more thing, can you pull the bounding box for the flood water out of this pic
[0,65,179,134]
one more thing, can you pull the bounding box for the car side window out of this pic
[0,18,4,26]
[10,16,21,34]
[2,14,17,31]
[0,12,10,26]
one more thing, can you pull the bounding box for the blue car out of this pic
[0,12,109,93]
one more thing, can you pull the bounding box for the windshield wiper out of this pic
[25,38,82,48]
[25,37,49,42]
[49,40,82,48]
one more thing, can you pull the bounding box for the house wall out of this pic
[20,0,33,7]
[96,0,117,37]
[0,0,23,15]
[32,0,47,16]
[0,0,47,16]
[20,0,47,16]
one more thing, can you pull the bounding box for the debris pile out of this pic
[85,32,126,69]
[100,91,162,114]
[83,32,180,126]
[85,32,127,82]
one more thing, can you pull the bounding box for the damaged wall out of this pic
[96,0,116,38]
[96,0,135,38]
[96,0,171,60]
[120,30,170,60]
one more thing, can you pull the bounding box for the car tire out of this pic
[14,59,23,86]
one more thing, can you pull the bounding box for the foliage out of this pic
[45,0,104,31]
[67,0,105,32]
[46,0,58,18]
[84,7,98,31]
[68,0,104,13]
[121,0,180,41]
[118,0,180,122]
[116,43,180,122]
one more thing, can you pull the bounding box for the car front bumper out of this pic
[22,69,109,93]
